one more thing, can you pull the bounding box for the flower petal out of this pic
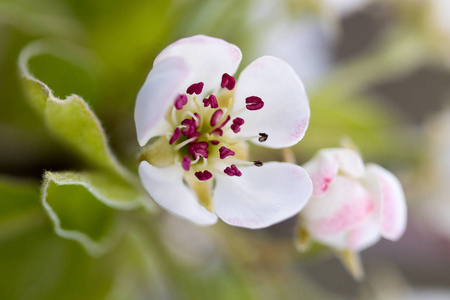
[213,162,312,229]
[346,214,381,251]
[366,164,407,240]
[154,35,242,96]
[304,148,365,196]
[233,56,310,148]
[138,161,217,226]
[135,56,193,146]
[303,176,375,238]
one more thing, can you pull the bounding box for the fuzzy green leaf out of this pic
[41,171,143,256]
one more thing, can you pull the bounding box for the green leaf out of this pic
[0,177,117,300]
[19,40,121,172]
[18,40,153,253]
[42,171,147,256]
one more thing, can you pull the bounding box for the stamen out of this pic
[224,164,242,177]
[211,140,220,145]
[182,155,192,171]
[174,136,199,151]
[174,94,188,110]
[169,127,181,145]
[181,118,198,136]
[203,95,218,108]
[186,82,204,95]
[258,133,268,142]
[221,73,236,90]
[219,146,235,159]
[253,160,263,167]
[183,111,200,124]
[210,114,231,133]
[195,170,213,181]
[246,96,264,111]
[188,131,201,140]
[188,142,209,159]
[231,117,245,133]
[171,107,178,125]
[210,109,224,127]
[210,128,223,136]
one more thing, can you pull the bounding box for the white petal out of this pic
[346,215,381,251]
[366,164,407,241]
[303,148,365,196]
[154,35,242,97]
[138,162,217,226]
[135,56,193,146]
[302,176,375,238]
[213,162,312,229]
[233,56,310,148]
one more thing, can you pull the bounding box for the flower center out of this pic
[167,73,266,181]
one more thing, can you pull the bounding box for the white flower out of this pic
[135,35,312,229]
[298,148,407,251]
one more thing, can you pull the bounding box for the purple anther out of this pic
[174,94,188,110]
[211,140,220,145]
[203,95,218,108]
[195,170,213,181]
[188,142,209,159]
[169,127,181,145]
[218,115,230,129]
[182,155,192,171]
[210,128,223,136]
[210,109,224,127]
[224,164,242,177]
[219,146,235,159]
[188,131,201,140]
[231,117,245,133]
[245,96,264,111]
[186,82,204,95]
[221,73,236,90]
[181,118,197,136]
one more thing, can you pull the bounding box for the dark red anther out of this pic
[181,118,198,136]
[211,140,220,145]
[186,82,204,95]
[210,109,224,127]
[188,131,201,140]
[210,128,223,136]
[218,115,230,128]
[258,133,268,142]
[182,155,192,171]
[210,114,231,136]
[195,170,213,181]
[203,95,218,108]
[174,94,188,110]
[224,164,242,177]
[253,160,263,167]
[188,142,209,159]
[169,127,181,145]
[221,73,236,90]
[231,117,245,133]
[245,96,264,111]
[219,146,235,159]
